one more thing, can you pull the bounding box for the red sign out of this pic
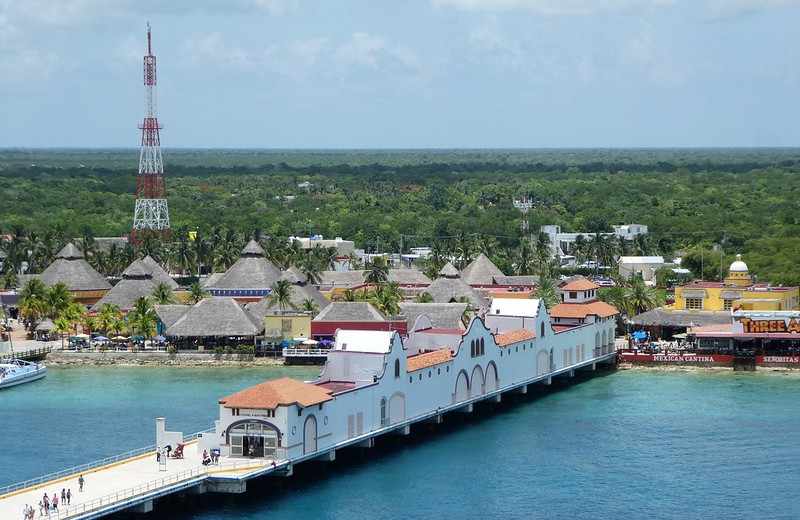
[756,356,800,364]
[619,352,734,364]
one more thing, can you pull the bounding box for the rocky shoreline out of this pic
[45,351,286,368]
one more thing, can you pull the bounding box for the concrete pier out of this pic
[0,351,617,519]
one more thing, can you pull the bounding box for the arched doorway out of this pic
[536,349,549,376]
[484,362,498,392]
[389,392,406,424]
[226,420,280,459]
[470,365,485,397]
[454,370,469,403]
[602,330,607,354]
[303,415,317,454]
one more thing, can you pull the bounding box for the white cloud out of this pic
[704,0,800,18]
[335,32,386,69]
[432,0,674,15]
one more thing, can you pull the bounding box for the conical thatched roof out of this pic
[460,253,504,285]
[424,276,486,308]
[154,304,190,328]
[39,242,111,291]
[399,302,468,331]
[313,302,386,322]
[287,266,308,284]
[388,269,431,286]
[280,270,303,284]
[141,256,178,289]
[165,298,263,337]
[438,262,460,278]
[90,278,158,312]
[245,284,330,319]
[122,260,150,279]
[206,241,281,290]
[242,239,266,257]
[56,243,84,260]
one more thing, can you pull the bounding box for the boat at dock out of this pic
[0,359,47,389]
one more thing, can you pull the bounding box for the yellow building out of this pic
[672,255,799,312]
[263,312,312,341]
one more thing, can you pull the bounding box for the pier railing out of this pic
[0,427,215,497]
[52,459,271,519]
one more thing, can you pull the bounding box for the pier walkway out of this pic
[0,350,618,519]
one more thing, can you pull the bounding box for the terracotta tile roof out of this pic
[494,328,536,346]
[219,377,333,409]
[550,301,618,319]
[407,349,453,372]
[560,278,600,291]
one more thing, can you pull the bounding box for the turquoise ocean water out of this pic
[2,367,799,519]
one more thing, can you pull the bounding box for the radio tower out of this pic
[132,22,170,239]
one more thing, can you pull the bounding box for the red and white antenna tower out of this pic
[132,22,170,238]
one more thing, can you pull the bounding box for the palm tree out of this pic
[370,283,402,317]
[62,302,86,336]
[188,282,208,304]
[45,282,73,319]
[152,282,176,305]
[415,292,433,303]
[342,288,357,302]
[624,277,661,316]
[54,316,71,349]
[364,257,389,285]
[128,297,157,341]
[19,278,48,330]
[301,298,319,315]
[97,304,123,334]
[298,256,322,285]
[268,279,295,312]
[534,278,559,310]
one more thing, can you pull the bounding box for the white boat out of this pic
[0,359,47,389]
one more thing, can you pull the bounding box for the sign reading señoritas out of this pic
[732,311,800,334]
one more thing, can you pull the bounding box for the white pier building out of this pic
[0,285,618,519]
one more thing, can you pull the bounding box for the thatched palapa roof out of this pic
[629,308,731,328]
[388,269,431,286]
[90,258,177,312]
[399,302,468,331]
[165,297,263,337]
[425,270,487,308]
[313,302,386,322]
[155,304,190,328]
[245,284,330,319]
[38,243,111,291]
[460,253,504,285]
[206,240,282,290]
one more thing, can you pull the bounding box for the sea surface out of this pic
[2,367,799,519]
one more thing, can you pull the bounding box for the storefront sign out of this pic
[757,356,800,364]
[620,352,733,364]
[735,317,800,334]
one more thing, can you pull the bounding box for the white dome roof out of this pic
[729,254,748,273]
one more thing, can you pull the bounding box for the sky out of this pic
[2,0,800,148]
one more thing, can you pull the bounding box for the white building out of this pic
[618,256,667,283]
[540,224,649,259]
[197,295,618,461]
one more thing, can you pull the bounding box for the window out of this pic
[409,376,413,383]
[394,359,400,378]
[570,291,577,299]
[540,322,545,337]
[281,319,292,333]
[480,338,485,355]
[428,371,432,378]
[723,299,734,311]
[470,340,475,357]
[380,398,387,426]
[686,297,703,310]
[419,373,422,380]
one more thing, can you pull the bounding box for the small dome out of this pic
[729,254,748,273]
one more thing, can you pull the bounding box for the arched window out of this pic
[394,358,400,378]
[540,322,545,337]
[470,339,476,357]
[380,397,387,426]
[480,337,485,356]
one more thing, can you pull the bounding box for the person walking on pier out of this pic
[42,493,49,513]
[52,492,58,512]
[38,500,44,517]
[67,488,72,505]
[78,474,85,492]
[60,488,66,504]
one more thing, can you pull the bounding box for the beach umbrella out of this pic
[302,339,319,346]
[94,336,109,341]
[155,335,166,342]
[112,335,128,341]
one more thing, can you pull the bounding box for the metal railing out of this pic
[50,459,271,519]
[282,348,330,357]
[0,427,214,497]
[0,346,52,363]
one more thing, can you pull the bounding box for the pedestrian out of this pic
[42,493,49,512]
[165,444,171,458]
[52,493,58,512]
[67,488,71,505]
[78,474,85,492]
[156,449,161,463]
[38,500,44,517]
[61,488,66,503]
